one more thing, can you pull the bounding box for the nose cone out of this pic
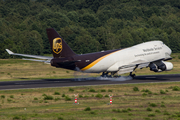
[166,45,172,55]
[164,44,172,59]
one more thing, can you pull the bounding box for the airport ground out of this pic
[1,82,180,120]
[0,53,180,120]
[0,53,180,82]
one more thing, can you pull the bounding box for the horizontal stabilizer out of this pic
[5,49,53,60]
[5,49,14,55]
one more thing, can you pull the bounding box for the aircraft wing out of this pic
[118,62,149,75]
[6,49,53,62]
[117,57,171,75]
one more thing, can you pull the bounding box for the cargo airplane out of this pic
[6,28,173,78]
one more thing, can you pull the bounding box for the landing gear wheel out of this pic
[101,72,111,78]
[130,72,136,78]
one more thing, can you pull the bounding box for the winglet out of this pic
[5,49,14,55]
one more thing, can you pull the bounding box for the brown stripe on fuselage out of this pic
[73,49,122,70]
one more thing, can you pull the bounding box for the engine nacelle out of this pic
[149,62,158,72]
[149,61,173,72]
[160,61,173,71]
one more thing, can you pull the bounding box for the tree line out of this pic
[0,0,180,58]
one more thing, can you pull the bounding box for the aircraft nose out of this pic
[167,45,172,55]
[164,44,172,58]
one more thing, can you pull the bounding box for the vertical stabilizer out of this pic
[46,28,76,58]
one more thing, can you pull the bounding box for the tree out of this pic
[74,34,100,54]
[79,13,100,28]
[119,28,134,48]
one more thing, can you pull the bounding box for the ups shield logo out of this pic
[53,38,62,54]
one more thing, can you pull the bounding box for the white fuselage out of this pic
[83,41,172,73]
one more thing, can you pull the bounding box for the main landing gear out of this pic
[100,72,136,78]
[130,72,136,78]
[99,72,133,81]
[101,72,112,77]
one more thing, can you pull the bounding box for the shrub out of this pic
[69,88,74,92]
[10,95,14,98]
[142,93,147,96]
[112,118,117,120]
[13,116,21,120]
[148,113,155,117]
[149,103,157,107]
[127,108,132,111]
[101,89,106,92]
[58,117,64,120]
[7,98,12,102]
[112,109,121,113]
[122,109,128,112]
[133,87,139,91]
[112,109,117,112]
[90,111,96,114]
[171,114,177,117]
[84,95,89,98]
[54,91,60,95]
[172,86,180,91]
[44,95,54,100]
[108,89,113,92]
[153,93,158,95]
[95,93,103,98]
[1,95,5,98]
[55,97,60,101]
[117,109,121,112]
[141,89,150,92]
[164,111,170,115]
[62,94,65,97]
[65,96,71,101]
[105,94,109,97]
[178,55,180,59]
[79,95,83,98]
[160,90,166,94]
[146,107,152,111]
[128,113,133,116]
[84,107,91,111]
[42,94,47,96]
[155,109,161,113]
[89,89,96,92]
[161,104,166,107]
[34,97,38,100]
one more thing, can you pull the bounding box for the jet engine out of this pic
[159,61,173,71]
[149,61,173,72]
[149,62,158,72]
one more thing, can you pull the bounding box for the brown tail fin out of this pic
[46,28,76,58]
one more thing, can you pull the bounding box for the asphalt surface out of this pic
[0,74,180,90]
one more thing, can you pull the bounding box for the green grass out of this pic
[0,82,180,119]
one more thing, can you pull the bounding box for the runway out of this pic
[0,74,180,90]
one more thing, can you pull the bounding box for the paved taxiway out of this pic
[0,74,180,90]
